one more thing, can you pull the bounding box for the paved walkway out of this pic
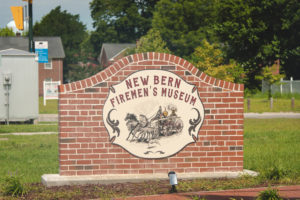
[0,132,57,136]
[245,112,300,119]
[118,185,300,200]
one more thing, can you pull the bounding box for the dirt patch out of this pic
[1,178,275,200]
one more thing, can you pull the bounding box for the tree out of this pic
[152,0,219,57]
[0,27,15,36]
[33,6,86,81]
[191,39,244,83]
[255,64,284,99]
[90,0,159,54]
[215,0,300,87]
[80,31,98,63]
[132,29,171,54]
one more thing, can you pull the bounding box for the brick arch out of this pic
[58,52,244,176]
[59,52,243,93]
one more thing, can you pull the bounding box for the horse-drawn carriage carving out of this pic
[125,105,183,143]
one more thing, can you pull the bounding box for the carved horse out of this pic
[125,113,158,143]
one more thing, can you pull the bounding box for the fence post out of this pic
[291,97,295,109]
[247,99,250,111]
[270,97,273,109]
[290,77,293,93]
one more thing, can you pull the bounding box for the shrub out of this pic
[1,174,27,197]
[262,166,290,181]
[256,188,282,200]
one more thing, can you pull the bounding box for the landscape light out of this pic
[168,171,177,193]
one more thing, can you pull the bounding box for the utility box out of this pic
[0,48,38,122]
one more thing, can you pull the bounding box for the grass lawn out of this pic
[0,134,58,183]
[0,118,299,199]
[0,119,299,184]
[244,118,300,178]
[39,97,58,114]
[0,124,58,134]
[244,98,300,113]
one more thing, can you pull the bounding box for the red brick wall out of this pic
[58,52,244,176]
[39,58,63,96]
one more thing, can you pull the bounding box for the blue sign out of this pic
[35,41,48,63]
[35,48,48,63]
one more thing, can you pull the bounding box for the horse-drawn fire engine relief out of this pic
[103,70,204,158]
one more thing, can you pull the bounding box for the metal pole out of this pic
[28,0,34,52]
[5,85,10,125]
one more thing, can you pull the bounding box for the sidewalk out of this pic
[245,112,300,119]
[118,185,300,200]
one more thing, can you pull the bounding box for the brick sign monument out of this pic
[43,52,245,186]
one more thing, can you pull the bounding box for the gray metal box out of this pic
[0,48,38,122]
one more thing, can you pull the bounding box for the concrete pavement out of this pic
[245,112,300,119]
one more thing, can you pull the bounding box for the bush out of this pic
[261,166,290,181]
[256,188,282,200]
[1,173,27,197]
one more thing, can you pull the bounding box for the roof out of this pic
[99,43,136,61]
[0,37,65,58]
[0,48,36,56]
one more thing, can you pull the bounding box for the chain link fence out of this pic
[262,77,300,94]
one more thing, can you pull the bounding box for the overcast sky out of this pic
[0,0,94,30]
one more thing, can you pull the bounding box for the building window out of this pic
[44,78,52,82]
[44,59,52,69]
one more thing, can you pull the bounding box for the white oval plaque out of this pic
[103,70,204,158]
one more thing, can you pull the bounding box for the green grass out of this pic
[0,124,58,133]
[0,119,299,184]
[0,119,299,199]
[0,134,58,183]
[244,119,300,178]
[39,97,58,114]
[244,98,300,113]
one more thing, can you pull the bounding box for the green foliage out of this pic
[177,181,193,192]
[256,188,282,200]
[152,0,218,57]
[66,64,104,82]
[262,166,290,181]
[0,134,58,183]
[90,0,158,54]
[191,196,208,200]
[79,31,98,63]
[244,119,300,180]
[1,173,26,197]
[33,6,87,82]
[191,39,244,83]
[132,29,171,54]
[255,65,285,98]
[0,27,15,36]
[215,0,300,87]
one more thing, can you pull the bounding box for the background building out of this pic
[0,36,65,96]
